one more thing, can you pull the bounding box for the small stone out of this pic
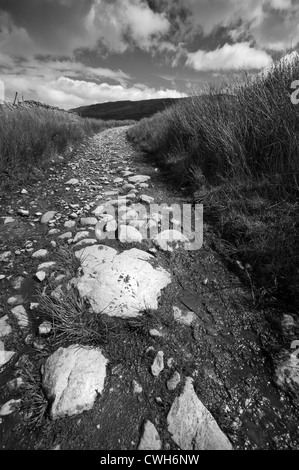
[35,271,46,282]
[113,177,124,183]
[48,228,60,235]
[140,195,154,204]
[21,189,28,195]
[65,178,79,185]
[73,231,90,244]
[11,305,29,329]
[105,220,118,232]
[119,225,143,243]
[0,399,21,416]
[30,302,39,310]
[32,249,48,259]
[50,241,57,248]
[80,217,97,227]
[33,337,47,351]
[128,175,151,184]
[167,372,181,391]
[149,329,164,338]
[58,232,72,240]
[38,261,56,271]
[41,211,57,224]
[7,295,24,306]
[18,209,29,217]
[64,220,76,229]
[3,217,15,224]
[151,351,164,377]
[154,230,188,252]
[39,321,52,336]
[132,379,143,394]
[0,316,12,338]
[138,421,161,450]
[0,251,11,262]
[173,306,196,327]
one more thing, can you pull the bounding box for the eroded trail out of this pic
[0,126,299,450]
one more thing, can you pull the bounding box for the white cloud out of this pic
[186,42,273,71]
[1,73,186,109]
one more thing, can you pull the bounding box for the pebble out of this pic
[151,351,164,377]
[0,399,21,417]
[32,249,48,259]
[167,371,181,391]
[35,271,46,282]
[41,211,57,224]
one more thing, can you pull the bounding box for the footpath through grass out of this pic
[0,103,134,190]
[127,54,299,310]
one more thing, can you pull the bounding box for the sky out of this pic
[0,0,298,109]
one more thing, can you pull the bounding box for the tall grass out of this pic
[0,104,134,188]
[127,54,299,309]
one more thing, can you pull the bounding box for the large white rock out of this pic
[138,420,162,450]
[74,245,171,317]
[0,340,15,367]
[42,345,108,420]
[154,230,188,252]
[167,377,232,450]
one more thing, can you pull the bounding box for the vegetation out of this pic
[0,104,134,189]
[127,55,299,310]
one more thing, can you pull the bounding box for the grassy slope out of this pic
[127,57,299,310]
[0,104,134,190]
[71,97,185,121]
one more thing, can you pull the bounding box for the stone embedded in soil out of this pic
[151,351,164,377]
[140,195,154,204]
[74,238,97,249]
[80,217,98,227]
[3,217,15,224]
[58,232,73,240]
[64,220,76,229]
[119,225,143,243]
[7,295,24,306]
[42,344,108,420]
[0,316,12,338]
[149,329,164,338]
[41,211,57,224]
[128,175,151,184]
[18,209,29,217]
[275,349,299,397]
[38,261,56,271]
[167,377,232,450]
[0,341,15,367]
[65,178,79,185]
[138,420,162,450]
[73,231,90,244]
[105,220,118,232]
[154,230,189,252]
[35,271,46,282]
[173,306,196,327]
[11,305,29,329]
[32,249,48,259]
[74,245,171,318]
[132,379,143,394]
[0,251,11,262]
[167,372,181,391]
[0,399,21,416]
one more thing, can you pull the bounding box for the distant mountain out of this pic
[70,98,186,121]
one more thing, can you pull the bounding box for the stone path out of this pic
[1,126,299,449]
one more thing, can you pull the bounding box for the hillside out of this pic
[71,97,186,121]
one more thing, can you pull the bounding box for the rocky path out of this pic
[0,126,299,450]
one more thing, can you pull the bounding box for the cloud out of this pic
[186,42,273,71]
[0,0,170,57]
[1,73,187,109]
